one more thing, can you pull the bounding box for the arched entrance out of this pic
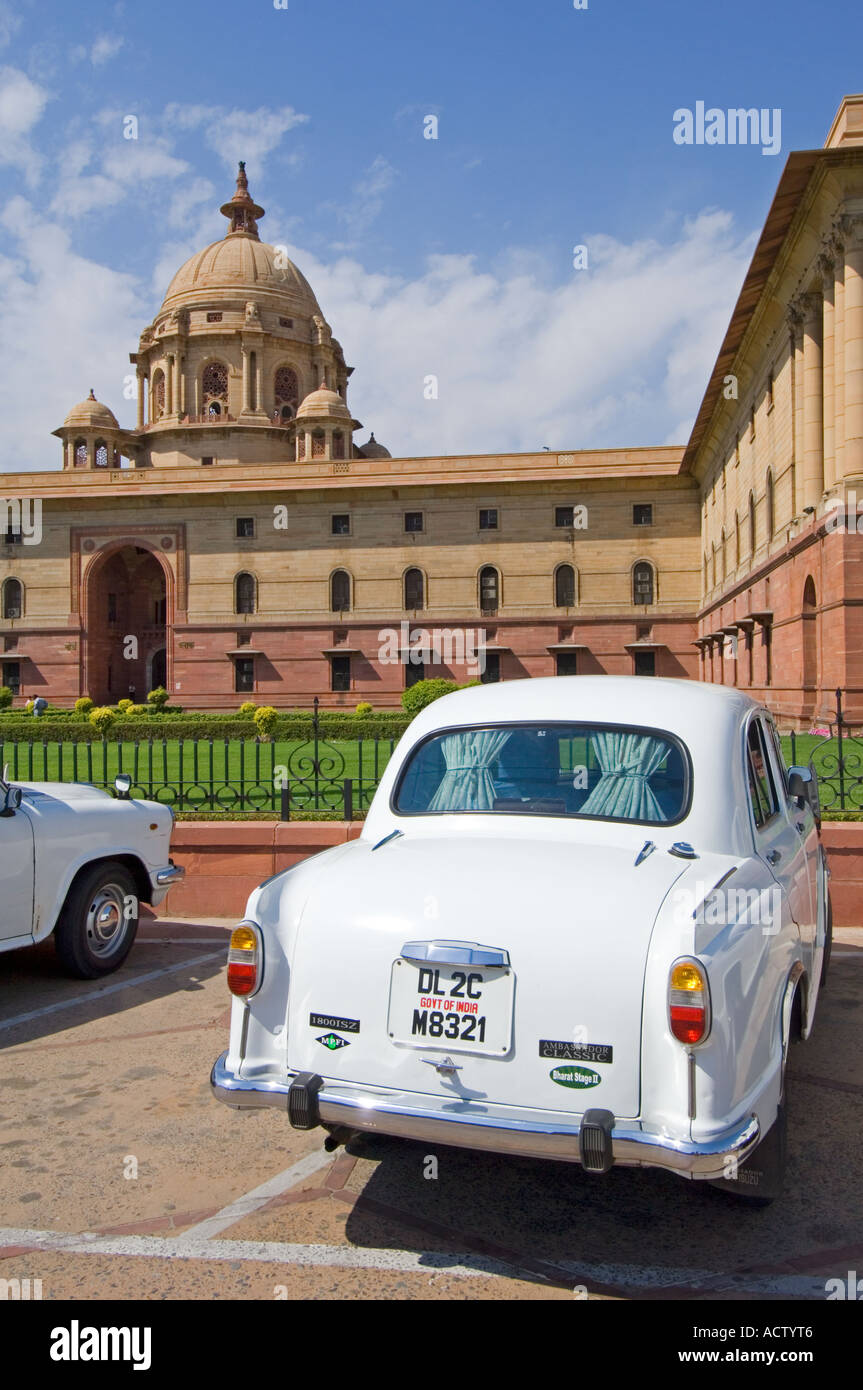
[85,546,169,704]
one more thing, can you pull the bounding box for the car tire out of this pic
[54,861,139,979]
[820,890,833,990]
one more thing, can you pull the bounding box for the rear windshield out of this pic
[393,723,690,824]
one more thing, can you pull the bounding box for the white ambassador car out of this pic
[211,677,831,1203]
[0,770,184,978]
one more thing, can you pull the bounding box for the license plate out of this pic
[387,959,514,1054]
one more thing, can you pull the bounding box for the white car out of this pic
[0,771,184,978]
[211,677,831,1204]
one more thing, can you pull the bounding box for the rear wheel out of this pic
[54,861,139,979]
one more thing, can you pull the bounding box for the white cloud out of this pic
[285,209,754,457]
[334,155,397,237]
[0,197,149,471]
[0,66,50,185]
[90,34,124,66]
[162,102,309,172]
[0,2,22,52]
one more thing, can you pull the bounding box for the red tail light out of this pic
[668,958,711,1045]
[227,921,262,997]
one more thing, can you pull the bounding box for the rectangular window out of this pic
[107,593,117,623]
[201,457,214,466]
[479,508,498,530]
[236,632,251,646]
[556,652,579,677]
[234,658,254,694]
[555,506,574,528]
[331,514,351,535]
[279,317,294,328]
[236,517,255,538]
[206,312,223,323]
[405,660,425,688]
[2,661,20,695]
[154,597,166,625]
[331,655,351,692]
[481,653,500,684]
[404,511,424,534]
[633,504,653,526]
[633,651,656,677]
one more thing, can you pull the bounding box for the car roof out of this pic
[408,676,761,735]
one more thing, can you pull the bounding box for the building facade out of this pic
[2,100,863,721]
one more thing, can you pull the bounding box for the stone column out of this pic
[787,300,804,516]
[834,227,846,480]
[801,291,824,509]
[166,355,174,415]
[818,247,836,491]
[136,371,145,429]
[841,214,863,480]
[241,346,250,412]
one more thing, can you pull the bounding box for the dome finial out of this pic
[220,162,265,239]
[88,387,96,400]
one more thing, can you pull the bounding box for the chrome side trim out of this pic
[210,1052,759,1179]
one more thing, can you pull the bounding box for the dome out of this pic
[62,390,119,431]
[297,382,353,422]
[359,432,391,459]
[160,235,322,318]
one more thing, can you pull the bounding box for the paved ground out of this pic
[1,918,862,1301]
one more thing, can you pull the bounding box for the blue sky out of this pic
[2,0,862,469]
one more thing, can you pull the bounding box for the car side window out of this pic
[746,719,779,830]
[764,716,789,797]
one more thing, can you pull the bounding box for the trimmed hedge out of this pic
[0,713,412,742]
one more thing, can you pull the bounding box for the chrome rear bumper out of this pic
[210,1051,760,1180]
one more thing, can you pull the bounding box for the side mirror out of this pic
[114,773,132,800]
[2,785,22,815]
[788,765,821,827]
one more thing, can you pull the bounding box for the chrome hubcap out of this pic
[85,885,129,958]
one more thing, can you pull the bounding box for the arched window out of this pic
[733,512,740,569]
[74,438,88,468]
[95,440,108,468]
[235,572,256,615]
[404,568,424,611]
[274,366,299,419]
[766,470,775,537]
[703,554,709,593]
[555,563,576,607]
[633,561,654,606]
[331,570,351,613]
[151,371,165,421]
[748,492,757,554]
[202,362,228,416]
[479,566,499,615]
[2,577,22,619]
[720,528,727,580]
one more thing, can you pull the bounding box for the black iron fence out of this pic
[0,723,398,819]
[787,688,863,813]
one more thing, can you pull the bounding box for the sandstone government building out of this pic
[3,94,863,724]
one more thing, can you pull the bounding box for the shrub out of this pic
[253,705,278,739]
[401,678,460,716]
[89,706,115,737]
[0,686,12,710]
[355,701,373,717]
[147,686,170,710]
[238,701,257,717]
[116,698,134,714]
[74,697,94,718]
[127,704,147,717]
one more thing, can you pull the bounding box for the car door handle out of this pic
[795,822,806,835]
[766,849,781,865]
